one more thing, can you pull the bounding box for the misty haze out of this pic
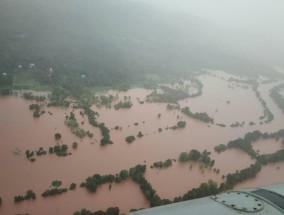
[0,0,284,214]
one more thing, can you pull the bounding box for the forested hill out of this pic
[0,0,276,91]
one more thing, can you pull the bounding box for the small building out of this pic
[29,63,35,68]
[81,74,86,79]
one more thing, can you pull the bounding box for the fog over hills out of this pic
[0,0,279,89]
[136,0,284,68]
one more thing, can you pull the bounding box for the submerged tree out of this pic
[125,136,136,143]
[54,133,62,140]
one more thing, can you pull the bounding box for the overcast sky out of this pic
[135,0,284,34]
[134,0,284,66]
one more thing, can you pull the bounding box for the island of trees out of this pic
[214,129,284,158]
[65,112,93,139]
[181,107,214,124]
[253,85,274,124]
[114,100,132,110]
[270,83,284,113]
[125,136,136,143]
[168,120,187,130]
[151,159,173,169]
[74,207,119,215]
[42,181,68,197]
[25,143,72,162]
[14,190,36,203]
[146,85,189,104]
[179,149,215,167]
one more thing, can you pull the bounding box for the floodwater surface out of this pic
[1,71,284,214]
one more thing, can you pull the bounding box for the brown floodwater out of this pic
[145,148,254,200]
[0,95,148,214]
[1,72,284,214]
[235,162,284,190]
[252,139,284,155]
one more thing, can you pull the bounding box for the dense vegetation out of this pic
[72,142,78,149]
[181,107,214,124]
[47,87,70,107]
[42,188,68,197]
[253,85,274,123]
[169,121,187,130]
[42,180,68,197]
[80,102,98,127]
[179,149,214,167]
[125,136,136,144]
[0,0,279,101]
[29,103,43,118]
[23,92,46,101]
[95,95,115,108]
[65,112,79,130]
[213,129,284,188]
[214,144,227,153]
[69,183,77,190]
[25,147,46,162]
[114,100,132,110]
[9,140,284,212]
[227,138,257,157]
[257,150,284,165]
[173,180,219,203]
[14,190,36,203]
[25,143,72,162]
[270,83,284,113]
[81,174,116,192]
[49,144,70,157]
[65,112,92,139]
[146,86,189,104]
[226,162,262,186]
[79,102,113,145]
[52,180,62,187]
[74,207,119,215]
[98,123,113,145]
[151,159,173,169]
[215,129,284,158]
[0,89,12,95]
[54,133,62,140]
[177,121,187,128]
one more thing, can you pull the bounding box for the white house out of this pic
[29,63,35,68]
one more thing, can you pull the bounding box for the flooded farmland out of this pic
[0,71,284,214]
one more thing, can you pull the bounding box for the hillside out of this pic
[0,0,276,92]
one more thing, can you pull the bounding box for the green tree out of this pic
[14,195,24,203]
[55,133,61,140]
[69,183,76,190]
[125,136,136,143]
[177,121,186,128]
[106,207,119,215]
[52,180,62,187]
[188,149,201,161]
[137,131,143,138]
[119,170,129,180]
[72,142,78,149]
[25,190,36,200]
[179,152,189,162]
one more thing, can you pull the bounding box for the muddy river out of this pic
[0,71,284,214]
